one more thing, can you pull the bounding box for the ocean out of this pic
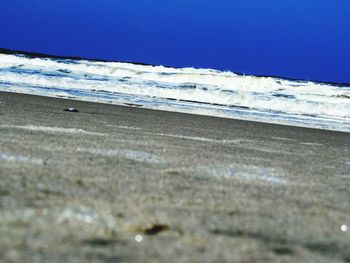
[0,50,349,132]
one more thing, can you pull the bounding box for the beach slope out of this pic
[0,91,349,262]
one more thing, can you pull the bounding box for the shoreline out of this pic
[2,88,350,134]
[2,51,350,134]
[0,91,349,262]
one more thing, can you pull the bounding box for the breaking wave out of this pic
[0,50,349,132]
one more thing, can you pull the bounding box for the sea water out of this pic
[0,51,349,132]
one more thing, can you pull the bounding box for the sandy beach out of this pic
[0,91,349,262]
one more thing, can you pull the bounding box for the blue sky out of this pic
[1,0,349,83]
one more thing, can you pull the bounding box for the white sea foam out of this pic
[0,150,42,164]
[76,147,165,164]
[271,137,297,142]
[146,132,223,143]
[299,142,323,146]
[0,124,105,136]
[201,164,287,185]
[57,205,117,230]
[1,53,349,132]
[105,125,141,130]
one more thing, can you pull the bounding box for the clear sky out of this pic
[1,0,349,83]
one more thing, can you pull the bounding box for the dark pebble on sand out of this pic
[64,107,79,113]
[138,224,170,235]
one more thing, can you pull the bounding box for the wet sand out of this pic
[0,91,349,262]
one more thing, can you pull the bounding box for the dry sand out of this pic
[0,91,349,262]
